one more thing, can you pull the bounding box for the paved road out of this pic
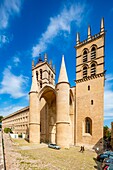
[0,131,4,170]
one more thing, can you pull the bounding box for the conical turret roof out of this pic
[30,70,39,92]
[58,55,69,83]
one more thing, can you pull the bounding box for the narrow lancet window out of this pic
[40,69,42,79]
[36,71,38,81]
[85,117,92,134]
[91,47,96,60]
[83,66,87,78]
[83,50,88,63]
[91,63,96,76]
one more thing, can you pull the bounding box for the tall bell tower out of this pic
[29,54,55,143]
[75,18,105,148]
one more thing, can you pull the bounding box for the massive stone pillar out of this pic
[56,56,70,148]
[29,68,40,143]
[29,91,40,143]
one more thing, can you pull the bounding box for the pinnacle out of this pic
[58,55,69,83]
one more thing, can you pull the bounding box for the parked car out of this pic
[97,152,113,162]
[108,164,113,170]
[48,143,61,150]
[102,157,113,169]
[103,164,113,170]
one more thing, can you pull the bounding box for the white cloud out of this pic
[0,0,23,29]
[0,0,23,47]
[0,105,26,117]
[106,74,113,82]
[0,34,9,47]
[104,117,113,121]
[32,3,86,57]
[0,67,29,98]
[104,74,113,120]
[13,56,20,66]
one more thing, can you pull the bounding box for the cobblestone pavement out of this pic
[3,134,101,170]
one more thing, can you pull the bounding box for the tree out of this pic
[4,127,12,133]
[103,125,111,140]
[0,116,3,128]
[0,116,3,123]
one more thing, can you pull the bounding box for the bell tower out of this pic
[29,53,55,143]
[75,18,105,148]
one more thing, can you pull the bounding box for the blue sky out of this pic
[0,0,113,127]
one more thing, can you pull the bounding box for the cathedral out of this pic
[2,18,105,149]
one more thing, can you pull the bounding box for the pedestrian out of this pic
[82,146,85,152]
[79,146,85,153]
[79,146,83,152]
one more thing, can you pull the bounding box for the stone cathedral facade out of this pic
[2,18,105,149]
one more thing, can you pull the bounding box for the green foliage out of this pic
[0,116,3,123]
[18,133,22,138]
[4,127,12,133]
[103,125,111,140]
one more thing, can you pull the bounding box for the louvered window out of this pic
[91,47,96,60]
[83,50,88,63]
[83,66,87,78]
[91,63,96,76]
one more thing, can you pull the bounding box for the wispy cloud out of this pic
[0,67,29,98]
[0,34,10,47]
[32,3,86,57]
[0,105,26,117]
[13,56,20,66]
[0,0,23,47]
[104,74,113,121]
[0,0,23,29]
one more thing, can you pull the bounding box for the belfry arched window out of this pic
[91,46,96,60]
[36,71,38,81]
[83,66,87,78]
[83,50,88,63]
[85,117,92,134]
[48,71,50,82]
[51,74,53,84]
[91,63,96,76]
[40,81,42,88]
[40,69,42,80]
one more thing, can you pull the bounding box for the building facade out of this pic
[2,19,105,149]
[2,107,29,135]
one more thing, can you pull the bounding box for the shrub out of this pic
[4,127,12,133]
[18,133,22,138]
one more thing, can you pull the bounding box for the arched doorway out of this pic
[39,86,56,144]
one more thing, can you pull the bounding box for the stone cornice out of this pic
[56,121,70,124]
[76,57,104,68]
[56,81,70,86]
[75,72,105,83]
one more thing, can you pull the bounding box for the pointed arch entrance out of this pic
[39,86,56,144]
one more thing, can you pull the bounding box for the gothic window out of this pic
[40,69,42,79]
[48,71,50,82]
[83,50,88,63]
[91,100,93,105]
[91,63,96,76]
[40,81,42,88]
[36,71,38,81]
[85,117,92,134]
[88,85,90,91]
[83,66,87,78]
[51,74,53,84]
[91,46,96,60]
